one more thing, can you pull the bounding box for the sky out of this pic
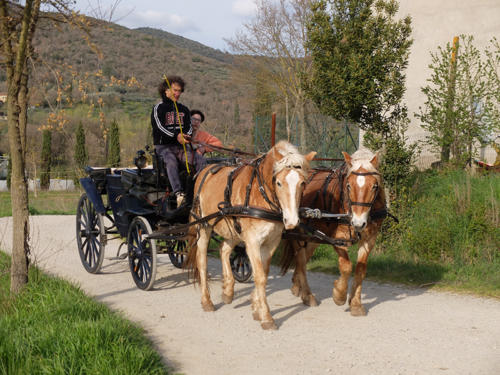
[73,0,258,51]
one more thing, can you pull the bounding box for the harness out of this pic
[149,155,284,240]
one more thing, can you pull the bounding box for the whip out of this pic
[163,74,191,174]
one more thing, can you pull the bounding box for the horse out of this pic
[280,149,386,316]
[185,140,316,330]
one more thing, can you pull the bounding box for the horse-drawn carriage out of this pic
[76,147,252,290]
[76,141,393,329]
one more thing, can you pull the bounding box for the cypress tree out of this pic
[74,121,88,184]
[40,129,52,190]
[107,119,121,167]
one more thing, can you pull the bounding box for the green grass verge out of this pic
[0,191,81,217]
[0,251,171,375]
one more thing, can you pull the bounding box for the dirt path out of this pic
[1,216,499,375]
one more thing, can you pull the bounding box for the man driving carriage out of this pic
[151,76,207,207]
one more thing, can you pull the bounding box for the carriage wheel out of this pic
[76,193,106,274]
[127,216,157,291]
[231,245,252,283]
[167,239,187,268]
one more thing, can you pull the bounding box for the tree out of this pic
[416,36,500,166]
[1,0,43,293]
[305,0,417,196]
[227,0,314,151]
[305,0,412,137]
[74,121,88,183]
[40,129,52,189]
[0,0,94,293]
[107,119,120,167]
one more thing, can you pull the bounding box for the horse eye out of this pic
[277,181,282,187]
[346,183,351,190]
[373,183,378,190]
[293,165,301,169]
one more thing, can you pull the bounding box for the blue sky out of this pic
[73,0,258,51]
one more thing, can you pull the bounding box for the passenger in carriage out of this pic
[151,76,206,207]
[189,109,223,155]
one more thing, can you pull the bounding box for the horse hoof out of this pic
[333,282,347,306]
[202,302,215,312]
[303,295,318,307]
[261,321,278,330]
[221,293,233,305]
[291,285,300,297]
[253,311,261,321]
[333,292,347,306]
[350,305,366,316]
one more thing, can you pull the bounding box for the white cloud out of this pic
[232,0,257,17]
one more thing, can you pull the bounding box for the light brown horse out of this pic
[281,149,386,316]
[186,141,316,330]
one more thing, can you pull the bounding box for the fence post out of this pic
[271,113,276,147]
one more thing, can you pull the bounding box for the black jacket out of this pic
[151,98,192,145]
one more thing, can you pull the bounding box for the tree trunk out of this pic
[7,92,30,294]
[298,96,307,153]
[1,0,41,294]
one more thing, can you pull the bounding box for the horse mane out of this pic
[271,140,309,177]
[347,149,379,174]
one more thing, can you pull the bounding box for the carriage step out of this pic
[107,253,128,260]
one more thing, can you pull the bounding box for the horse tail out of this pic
[183,223,200,283]
[279,239,297,276]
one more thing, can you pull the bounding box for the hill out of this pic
[134,27,234,64]
[0,16,254,164]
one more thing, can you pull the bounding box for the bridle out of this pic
[346,170,380,214]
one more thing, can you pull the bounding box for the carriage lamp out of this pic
[134,150,147,170]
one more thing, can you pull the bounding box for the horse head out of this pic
[271,141,316,230]
[342,150,382,233]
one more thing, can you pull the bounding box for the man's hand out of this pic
[177,133,191,144]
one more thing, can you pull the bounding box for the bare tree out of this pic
[0,0,90,293]
[226,0,313,151]
[84,0,133,23]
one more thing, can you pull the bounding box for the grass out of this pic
[303,169,500,298]
[0,251,171,375]
[0,190,81,217]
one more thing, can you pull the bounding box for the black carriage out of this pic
[76,147,252,290]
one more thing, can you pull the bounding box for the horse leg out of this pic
[293,243,318,307]
[289,241,303,297]
[348,236,376,316]
[247,240,277,330]
[219,240,237,304]
[196,226,215,312]
[333,247,352,306]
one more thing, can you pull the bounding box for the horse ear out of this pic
[305,151,316,162]
[342,151,352,167]
[370,152,379,169]
[273,147,284,161]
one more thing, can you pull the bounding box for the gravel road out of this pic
[1,215,499,375]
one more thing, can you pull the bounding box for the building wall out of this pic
[398,0,500,168]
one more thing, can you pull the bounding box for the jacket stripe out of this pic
[154,103,175,137]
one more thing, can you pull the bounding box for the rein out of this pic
[190,153,283,235]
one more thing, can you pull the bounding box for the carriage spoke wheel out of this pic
[127,216,157,291]
[167,238,187,268]
[231,245,252,283]
[76,193,105,274]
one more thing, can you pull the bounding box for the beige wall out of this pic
[397,0,500,167]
